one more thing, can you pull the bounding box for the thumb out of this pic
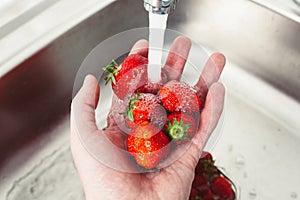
[71,74,100,135]
[70,75,138,172]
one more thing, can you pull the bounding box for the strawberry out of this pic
[103,54,148,100]
[200,151,213,162]
[210,177,233,198]
[165,112,198,144]
[190,152,236,200]
[196,153,220,182]
[202,190,214,200]
[125,93,166,129]
[189,188,198,199]
[192,174,207,188]
[190,184,215,200]
[127,122,170,169]
[158,80,203,113]
[196,152,214,173]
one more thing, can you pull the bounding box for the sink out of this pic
[0,0,300,199]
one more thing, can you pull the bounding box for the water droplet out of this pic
[249,188,257,199]
[228,145,233,152]
[138,154,145,161]
[29,186,36,195]
[291,192,298,199]
[235,155,245,169]
[145,141,151,149]
[262,145,267,150]
[66,193,76,200]
[28,177,45,198]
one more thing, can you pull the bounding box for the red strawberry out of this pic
[125,93,166,129]
[190,152,236,200]
[210,177,233,198]
[158,80,203,113]
[202,190,214,200]
[197,184,211,196]
[189,188,198,199]
[192,174,207,188]
[103,54,148,100]
[200,151,213,162]
[165,112,198,144]
[196,152,218,178]
[127,122,170,169]
[196,152,213,170]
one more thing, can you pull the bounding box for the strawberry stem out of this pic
[169,121,184,139]
[125,93,140,122]
[167,118,191,143]
[103,60,119,85]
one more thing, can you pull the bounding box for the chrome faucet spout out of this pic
[143,0,178,14]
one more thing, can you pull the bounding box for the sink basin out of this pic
[0,0,300,199]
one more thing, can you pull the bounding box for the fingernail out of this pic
[83,74,94,86]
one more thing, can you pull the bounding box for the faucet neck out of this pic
[144,0,178,14]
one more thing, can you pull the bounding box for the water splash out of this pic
[148,12,168,83]
[291,192,298,199]
[235,155,246,169]
[249,188,257,199]
[228,145,233,152]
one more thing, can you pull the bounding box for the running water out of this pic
[148,12,168,83]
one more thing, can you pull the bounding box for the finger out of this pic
[174,83,225,168]
[163,36,191,81]
[70,74,102,176]
[196,83,225,145]
[129,39,149,57]
[71,74,100,135]
[71,75,126,148]
[71,75,137,172]
[194,53,226,98]
[106,94,121,128]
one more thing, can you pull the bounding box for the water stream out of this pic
[148,12,168,83]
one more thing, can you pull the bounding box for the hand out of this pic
[70,36,226,200]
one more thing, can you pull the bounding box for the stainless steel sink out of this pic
[0,0,300,199]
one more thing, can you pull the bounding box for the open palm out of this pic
[70,37,226,200]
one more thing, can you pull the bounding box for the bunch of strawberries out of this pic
[189,152,236,200]
[104,53,236,200]
[103,54,203,169]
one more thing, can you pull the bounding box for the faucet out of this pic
[143,0,178,14]
[294,0,300,6]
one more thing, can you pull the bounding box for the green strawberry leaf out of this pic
[128,110,134,122]
[103,60,119,85]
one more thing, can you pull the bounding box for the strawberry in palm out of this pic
[127,122,170,169]
[125,93,167,129]
[159,80,203,113]
[165,112,198,144]
[103,54,167,100]
[103,54,148,100]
